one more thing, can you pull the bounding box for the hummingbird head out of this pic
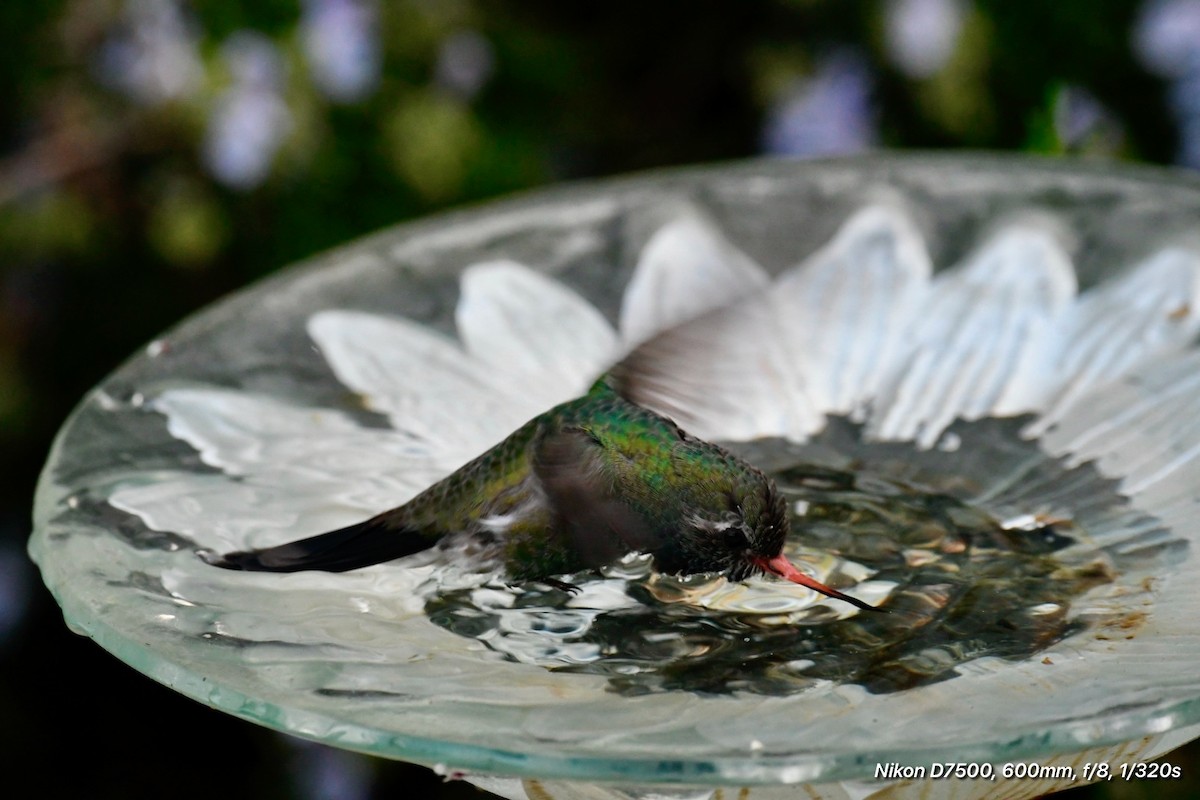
[662,471,789,581]
[672,469,880,612]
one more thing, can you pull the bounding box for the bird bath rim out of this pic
[29,152,1200,787]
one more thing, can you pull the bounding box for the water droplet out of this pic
[1028,603,1062,616]
[1002,513,1041,530]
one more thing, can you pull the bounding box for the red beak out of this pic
[753,553,882,612]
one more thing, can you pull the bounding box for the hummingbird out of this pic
[208,375,878,611]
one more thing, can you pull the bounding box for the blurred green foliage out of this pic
[2,2,1198,799]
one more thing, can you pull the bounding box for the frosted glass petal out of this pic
[1017,247,1200,433]
[870,224,1077,447]
[153,388,440,478]
[109,389,451,550]
[619,213,769,348]
[1042,350,1200,499]
[308,310,536,456]
[457,260,618,406]
[776,204,933,416]
[109,475,366,551]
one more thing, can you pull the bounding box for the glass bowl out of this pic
[29,155,1200,800]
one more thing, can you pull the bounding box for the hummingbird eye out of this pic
[723,525,751,550]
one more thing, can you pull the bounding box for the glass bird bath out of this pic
[29,155,1200,800]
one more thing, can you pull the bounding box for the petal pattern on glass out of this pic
[301,0,382,103]
[870,223,1077,448]
[110,476,344,551]
[308,310,535,459]
[110,388,449,549]
[111,206,1200,562]
[150,388,422,474]
[776,204,933,417]
[618,213,770,348]
[1043,351,1200,494]
[456,260,619,407]
[884,0,965,79]
[1036,348,1200,574]
[1015,247,1200,434]
[153,387,432,476]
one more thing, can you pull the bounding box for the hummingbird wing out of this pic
[205,511,434,573]
[608,292,818,443]
[532,427,664,569]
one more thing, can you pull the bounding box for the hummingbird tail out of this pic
[204,515,431,573]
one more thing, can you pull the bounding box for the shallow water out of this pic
[426,416,1166,697]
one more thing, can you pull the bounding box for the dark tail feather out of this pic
[203,515,433,573]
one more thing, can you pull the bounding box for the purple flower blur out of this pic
[0,541,31,648]
[1134,0,1200,168]
[761,52,877,158]
[1134,0,1200,78]
[287,739,373,800]
[1053,85,1124,155]
[202,33,294,190]
[884,0,966,78]
[301,0,382,103]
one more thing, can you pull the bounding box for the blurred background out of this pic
[3,1,1199,797]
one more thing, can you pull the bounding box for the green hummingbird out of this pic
[208,375,877,611]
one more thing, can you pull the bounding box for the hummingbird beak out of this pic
[752,553,883,613]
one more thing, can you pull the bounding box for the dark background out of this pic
[2,1,1198,797]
